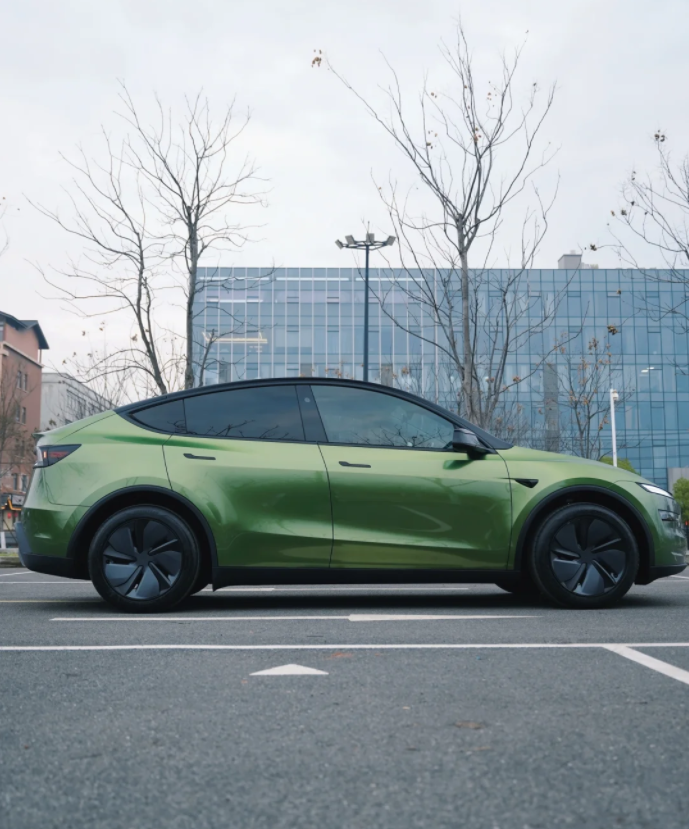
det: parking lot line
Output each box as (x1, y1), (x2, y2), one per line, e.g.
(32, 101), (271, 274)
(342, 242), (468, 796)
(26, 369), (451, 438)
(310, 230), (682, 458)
(3, 642), (689, 652)
(0, 570), (32, 577)
(0, 581), (91, 585)
(604, 644), (689, 686)
(50, 613), (539, 622)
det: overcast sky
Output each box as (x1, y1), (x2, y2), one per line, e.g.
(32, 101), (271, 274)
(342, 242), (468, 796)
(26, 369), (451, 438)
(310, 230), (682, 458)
(1, 0), (688, 368)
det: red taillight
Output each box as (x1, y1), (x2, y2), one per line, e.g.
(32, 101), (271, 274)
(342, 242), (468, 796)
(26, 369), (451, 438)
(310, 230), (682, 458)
(34, 444), (81, 468)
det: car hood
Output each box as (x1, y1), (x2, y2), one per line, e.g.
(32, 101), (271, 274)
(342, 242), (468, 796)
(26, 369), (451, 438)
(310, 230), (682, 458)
(498, 445), (646, 486)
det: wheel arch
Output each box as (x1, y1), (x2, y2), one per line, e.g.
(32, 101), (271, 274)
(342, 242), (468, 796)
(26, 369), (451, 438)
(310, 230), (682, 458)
(513, 485), (653, 583)
(68, 486), (217, 582)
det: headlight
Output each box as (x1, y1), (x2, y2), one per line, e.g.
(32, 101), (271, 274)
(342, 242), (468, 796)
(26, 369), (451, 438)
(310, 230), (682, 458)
(637, 482), (673, 498)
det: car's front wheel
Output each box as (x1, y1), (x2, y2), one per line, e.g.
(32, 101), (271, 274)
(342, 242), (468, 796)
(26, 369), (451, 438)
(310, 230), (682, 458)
(529, 503), (639, 609)
(89, 506), (201, 613)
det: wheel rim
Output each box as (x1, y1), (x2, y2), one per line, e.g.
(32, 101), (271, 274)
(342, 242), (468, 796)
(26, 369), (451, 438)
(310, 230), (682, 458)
(102, 518), (184, 601)
(549, 515), (628, 597)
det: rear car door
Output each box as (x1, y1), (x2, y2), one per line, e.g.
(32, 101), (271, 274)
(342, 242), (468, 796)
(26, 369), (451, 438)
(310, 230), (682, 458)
(310, 384), (512, 570)
(154, 384), (333, 568)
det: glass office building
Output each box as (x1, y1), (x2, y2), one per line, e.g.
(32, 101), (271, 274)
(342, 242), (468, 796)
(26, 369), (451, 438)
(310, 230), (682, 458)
(192, 264), (689, 489)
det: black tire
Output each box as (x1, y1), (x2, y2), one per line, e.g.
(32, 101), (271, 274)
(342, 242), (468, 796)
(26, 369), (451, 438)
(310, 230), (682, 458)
(89, 505), (201, 613)
(495, 576), (541, 597)
(190, 573), (210, 595)
(528, 503), (639, 609)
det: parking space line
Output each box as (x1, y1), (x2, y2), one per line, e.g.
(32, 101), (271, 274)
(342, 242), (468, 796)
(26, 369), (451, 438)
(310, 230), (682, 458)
(50, 613), (537, 622)
(0, 570), (32, 577)
(603, 644), (689, 686)
(3, 642), (689, 652)
(0, 581), (92, 585)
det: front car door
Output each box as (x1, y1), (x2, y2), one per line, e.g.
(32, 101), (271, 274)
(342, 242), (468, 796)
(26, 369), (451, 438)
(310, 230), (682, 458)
(159, 384), (333, 568)
(310, 384), (512, 570)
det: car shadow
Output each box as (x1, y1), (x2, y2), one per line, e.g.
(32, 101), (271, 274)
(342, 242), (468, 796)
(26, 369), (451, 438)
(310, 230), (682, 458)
(176, 586), (685, 613)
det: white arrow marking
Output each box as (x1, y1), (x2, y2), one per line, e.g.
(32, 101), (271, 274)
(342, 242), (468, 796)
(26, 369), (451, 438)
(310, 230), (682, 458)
(250, 663), (329, 676)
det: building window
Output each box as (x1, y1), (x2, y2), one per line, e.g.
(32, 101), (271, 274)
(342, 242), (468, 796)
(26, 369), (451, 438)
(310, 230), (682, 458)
(16, 369), (22, 388)
(21, 407), (26, 424)
(11, 473), (18, 491)
(21, 475), (28, 492)
(15, 404), (20, 422)
(23, 373), (28, 390)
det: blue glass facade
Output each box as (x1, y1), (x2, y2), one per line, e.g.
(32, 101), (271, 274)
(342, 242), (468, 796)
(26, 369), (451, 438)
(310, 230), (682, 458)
(192, 266), (689, 489)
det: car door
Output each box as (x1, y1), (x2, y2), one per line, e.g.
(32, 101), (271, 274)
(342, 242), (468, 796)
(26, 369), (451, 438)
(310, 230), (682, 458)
(159, 384), (333, 568)
(310, 384), (512, 570)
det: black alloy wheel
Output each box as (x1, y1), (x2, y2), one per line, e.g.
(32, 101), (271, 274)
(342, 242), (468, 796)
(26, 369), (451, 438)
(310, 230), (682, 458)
(89, 506), (201, 612)
(529, 503), (639, 609)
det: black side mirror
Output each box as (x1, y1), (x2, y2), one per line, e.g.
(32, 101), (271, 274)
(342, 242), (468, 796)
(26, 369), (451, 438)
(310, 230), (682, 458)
(452, 427), (491, 456)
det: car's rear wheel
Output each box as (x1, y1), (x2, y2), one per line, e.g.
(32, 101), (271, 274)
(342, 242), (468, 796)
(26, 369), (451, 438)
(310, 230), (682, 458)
(89, 506), (201, 613)
(529, 503), (639, 609)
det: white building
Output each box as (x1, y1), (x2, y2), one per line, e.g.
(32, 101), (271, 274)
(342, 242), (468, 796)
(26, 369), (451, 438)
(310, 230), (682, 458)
(40, 373), (111, 431)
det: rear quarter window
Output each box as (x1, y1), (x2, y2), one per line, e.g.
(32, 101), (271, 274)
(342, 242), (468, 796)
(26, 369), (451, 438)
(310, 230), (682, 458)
(130, 399), (186, 434)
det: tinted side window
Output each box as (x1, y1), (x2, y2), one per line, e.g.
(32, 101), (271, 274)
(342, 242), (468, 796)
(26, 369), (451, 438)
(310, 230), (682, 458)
(311, 385), (454, 449)
(131, 399), (186, 434)
(184, 385), (304, 441)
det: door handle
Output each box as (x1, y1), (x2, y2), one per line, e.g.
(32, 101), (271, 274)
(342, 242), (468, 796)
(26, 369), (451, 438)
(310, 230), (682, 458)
(184, 453), (216, 461)
(339, 461), (371, 468)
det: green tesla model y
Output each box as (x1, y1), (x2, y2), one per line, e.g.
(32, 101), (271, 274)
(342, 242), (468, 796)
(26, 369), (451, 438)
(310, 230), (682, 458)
(17, 378), (687, 611)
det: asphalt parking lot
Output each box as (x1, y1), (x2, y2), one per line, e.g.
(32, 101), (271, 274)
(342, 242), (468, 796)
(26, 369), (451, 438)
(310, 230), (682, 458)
(2, 570), (689, 829)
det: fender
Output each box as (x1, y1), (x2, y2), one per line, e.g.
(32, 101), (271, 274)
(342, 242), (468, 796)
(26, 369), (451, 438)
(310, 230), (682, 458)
(513, 484), (654, 572)
(67, 485), (219, 577)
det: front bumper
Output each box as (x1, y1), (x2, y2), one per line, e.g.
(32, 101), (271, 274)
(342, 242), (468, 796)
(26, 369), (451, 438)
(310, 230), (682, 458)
(637, 562), (687, 584)
(16, 522), (78, 579)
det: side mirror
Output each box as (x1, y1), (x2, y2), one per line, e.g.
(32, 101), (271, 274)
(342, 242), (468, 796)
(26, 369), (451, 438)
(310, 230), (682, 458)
(452, 427), (490, 456)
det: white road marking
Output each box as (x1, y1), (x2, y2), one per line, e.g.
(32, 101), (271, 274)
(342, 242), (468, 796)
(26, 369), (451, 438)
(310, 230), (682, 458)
(0, 581), (91, 585)
(3, 642), (689, 652)
(50, 613), (538, 622)
(250, 663), (328, 676)
(0, 599), (101, 603)
(0, 570), (32, 577)
(670, 575), (689, 581)
(604, 644), (689, 686)
(205, 587), (276, 592)
(348, 614), (537, 622)
(259, 586), (471, 592)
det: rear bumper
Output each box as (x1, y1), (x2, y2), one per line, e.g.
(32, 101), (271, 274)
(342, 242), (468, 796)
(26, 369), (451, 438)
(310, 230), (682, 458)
(16, 522), (78, 579)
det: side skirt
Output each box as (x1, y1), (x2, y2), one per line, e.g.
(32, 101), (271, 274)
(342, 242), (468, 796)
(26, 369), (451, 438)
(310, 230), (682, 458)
(213, 567), (514, 590)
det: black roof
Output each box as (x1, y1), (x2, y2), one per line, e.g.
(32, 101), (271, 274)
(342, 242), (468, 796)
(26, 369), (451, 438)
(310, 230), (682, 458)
(0, 311), (49, 350)
(117, 376), (512, 450)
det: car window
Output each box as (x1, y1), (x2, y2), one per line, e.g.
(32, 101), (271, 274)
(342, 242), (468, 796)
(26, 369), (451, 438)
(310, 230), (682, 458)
(184, 385), (304, 441)
(131, 399), (186, 434)
(311, 385), (454, 449)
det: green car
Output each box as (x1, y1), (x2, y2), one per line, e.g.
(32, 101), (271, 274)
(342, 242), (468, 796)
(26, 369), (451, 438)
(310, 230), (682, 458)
(17, 378), (686, 612)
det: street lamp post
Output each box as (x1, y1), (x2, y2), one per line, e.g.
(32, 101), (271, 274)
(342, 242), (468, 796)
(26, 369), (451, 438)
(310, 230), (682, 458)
(610, 388), (620, 467)
(336, 232), (395, 382)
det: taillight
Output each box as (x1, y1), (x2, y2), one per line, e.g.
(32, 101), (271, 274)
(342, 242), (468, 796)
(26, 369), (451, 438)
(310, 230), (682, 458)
(34, 444), (81, 468)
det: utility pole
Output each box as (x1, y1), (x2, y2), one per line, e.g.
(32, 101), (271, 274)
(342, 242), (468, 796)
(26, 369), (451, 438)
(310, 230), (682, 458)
(610, 388), (619, 466)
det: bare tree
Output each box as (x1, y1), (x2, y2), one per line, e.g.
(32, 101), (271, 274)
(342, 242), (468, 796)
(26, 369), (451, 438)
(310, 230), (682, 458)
(606, 131), (689, 325)
(328, 21), (568, 430)
(34, 85), (268, 396)
(0, 364), (37, 485)
(554, 337), (633, 460)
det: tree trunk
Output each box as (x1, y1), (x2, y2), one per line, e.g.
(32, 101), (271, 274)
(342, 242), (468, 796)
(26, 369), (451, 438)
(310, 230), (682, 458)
(185, 229), (198, 390)
(459, 246), (474, 422)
